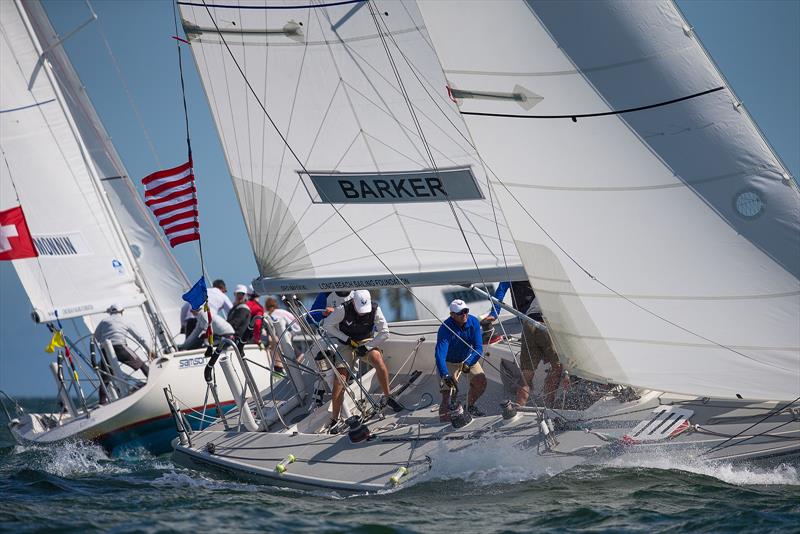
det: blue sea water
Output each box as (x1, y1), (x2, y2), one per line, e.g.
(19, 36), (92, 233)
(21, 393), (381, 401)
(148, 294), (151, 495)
(1, 399), (798, 533)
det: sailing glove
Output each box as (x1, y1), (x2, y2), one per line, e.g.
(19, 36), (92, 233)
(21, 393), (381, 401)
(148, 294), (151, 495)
(442, 375), (458, 390)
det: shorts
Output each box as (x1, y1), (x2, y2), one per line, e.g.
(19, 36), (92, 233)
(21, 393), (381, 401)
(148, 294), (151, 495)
(440, 360), (485, 392)
(519, 322), (559, 371)
(335, 345), (383, 371)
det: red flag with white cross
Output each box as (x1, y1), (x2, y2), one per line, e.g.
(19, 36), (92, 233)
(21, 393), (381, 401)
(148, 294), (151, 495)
(0, 206), (38, 260)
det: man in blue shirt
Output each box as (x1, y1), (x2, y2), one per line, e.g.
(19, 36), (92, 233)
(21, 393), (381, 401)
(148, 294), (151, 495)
(435, 299), (487, 422)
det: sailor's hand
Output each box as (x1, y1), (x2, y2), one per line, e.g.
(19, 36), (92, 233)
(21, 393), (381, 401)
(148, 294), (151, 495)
(461, 363), (471, 374)
(442, 375), (458, 390)
(355, 345), (369, 357)
(148, 350), (156, 360)
(323, 307), (334, 317)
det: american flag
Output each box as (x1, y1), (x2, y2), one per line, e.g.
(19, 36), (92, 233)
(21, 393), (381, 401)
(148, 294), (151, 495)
(142, 159), (200, 247)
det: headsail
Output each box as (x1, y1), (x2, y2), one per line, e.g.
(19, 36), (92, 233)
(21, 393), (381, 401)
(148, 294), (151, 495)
(0, 0), (146, 323)
(418, 0), (800, 400)
(178, 0), (523, 294)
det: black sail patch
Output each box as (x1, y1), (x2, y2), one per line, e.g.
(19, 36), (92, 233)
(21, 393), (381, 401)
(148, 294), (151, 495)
(303, 167), (483, 204)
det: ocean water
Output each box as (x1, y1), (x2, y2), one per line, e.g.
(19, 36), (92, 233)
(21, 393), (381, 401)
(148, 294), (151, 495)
(1, 401), (798, 533)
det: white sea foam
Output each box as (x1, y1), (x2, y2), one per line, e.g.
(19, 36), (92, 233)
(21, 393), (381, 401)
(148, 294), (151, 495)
(412, 436), (578, 488)
(18, 440), (129, 477)
(605, 453), (800, 486)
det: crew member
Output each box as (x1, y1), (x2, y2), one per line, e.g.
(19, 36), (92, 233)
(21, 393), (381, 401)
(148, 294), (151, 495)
(227, 284), (252, 341)
(323, 290), (402, 429)
(94, 304), (152, 380)
(435, 299), (487, 421)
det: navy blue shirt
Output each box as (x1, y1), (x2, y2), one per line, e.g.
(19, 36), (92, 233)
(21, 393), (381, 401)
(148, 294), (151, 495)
(434, 315), (483, 377)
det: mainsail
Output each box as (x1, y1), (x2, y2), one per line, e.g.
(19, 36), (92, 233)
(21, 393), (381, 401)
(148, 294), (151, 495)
(178, 0), (523, 294)
(24, 0), (190, 338)
(418, 0), (800, 400)
(0, 0), (145, 323)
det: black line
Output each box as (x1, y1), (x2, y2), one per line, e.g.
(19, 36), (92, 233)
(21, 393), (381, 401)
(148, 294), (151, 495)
(0, 98), (56, 114)
(177, 0), (364, 9)
(460, 86), (725, 120)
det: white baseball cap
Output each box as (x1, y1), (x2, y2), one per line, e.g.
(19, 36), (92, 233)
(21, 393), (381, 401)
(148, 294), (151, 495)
(107, 303), (123, 314)
(353, 289), (372, 314)
(234, 284), (248, 295)
(449, 299), (468, 314)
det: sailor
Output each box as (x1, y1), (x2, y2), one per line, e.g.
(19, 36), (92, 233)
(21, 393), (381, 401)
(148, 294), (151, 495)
(322, 289), (403, 427)
(227, 284), (252, 341)
(306, 290), (353, 325)
(515, 289), (563, 408)
(435, 299), (487, 421)
(179, 301), (196, 336)
(207, 279), (233, 318)
(93, 304), (152, 380)
(180, 307), (235, 350)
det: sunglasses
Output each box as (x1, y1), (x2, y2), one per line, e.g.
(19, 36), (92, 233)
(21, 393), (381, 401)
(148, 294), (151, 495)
(453, 308), (469, 316)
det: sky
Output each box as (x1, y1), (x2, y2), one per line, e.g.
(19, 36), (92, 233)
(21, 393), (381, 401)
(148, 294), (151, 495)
(0, 0), (798, 397)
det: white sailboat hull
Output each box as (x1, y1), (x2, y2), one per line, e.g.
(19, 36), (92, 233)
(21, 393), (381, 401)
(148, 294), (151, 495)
(8, 345), (271, 455)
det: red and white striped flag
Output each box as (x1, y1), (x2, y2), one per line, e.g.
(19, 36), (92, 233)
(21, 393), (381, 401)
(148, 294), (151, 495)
(142, 159), (200, 247)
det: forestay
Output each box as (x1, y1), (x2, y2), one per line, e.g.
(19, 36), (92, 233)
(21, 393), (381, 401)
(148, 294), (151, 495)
(418, 0), (800, 400)
(0, 0), (145, 323)
(24, 0), (190, 338)
(178, 0), (522, 294)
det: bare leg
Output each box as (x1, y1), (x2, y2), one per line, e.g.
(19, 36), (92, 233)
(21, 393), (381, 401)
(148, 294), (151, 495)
(330, 368), (348, 422)
(468, 373), (487, 407)
(367, 350), (391, 396)
(543, 362), (563, 407)
(515, 370), (535, 405)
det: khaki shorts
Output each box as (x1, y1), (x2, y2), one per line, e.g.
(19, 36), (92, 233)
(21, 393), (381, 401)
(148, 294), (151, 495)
(440, 360), (485, 392)
(335, 346), (382, 371)
(519, 322), (559, 371)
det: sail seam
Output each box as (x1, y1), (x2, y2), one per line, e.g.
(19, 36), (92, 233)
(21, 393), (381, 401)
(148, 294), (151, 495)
(533, 287), (800, 301)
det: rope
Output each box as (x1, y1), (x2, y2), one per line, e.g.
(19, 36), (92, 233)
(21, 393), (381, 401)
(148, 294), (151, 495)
(702, 395), (800, 455)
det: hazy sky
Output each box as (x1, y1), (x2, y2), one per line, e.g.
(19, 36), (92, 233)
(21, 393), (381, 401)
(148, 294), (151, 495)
(1, 0), (798, 397)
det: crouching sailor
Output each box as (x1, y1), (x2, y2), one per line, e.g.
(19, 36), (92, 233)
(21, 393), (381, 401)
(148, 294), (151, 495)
(435, 299), (487, 422)
(94, 304), (153, 402)
(323, 289), (404, 429)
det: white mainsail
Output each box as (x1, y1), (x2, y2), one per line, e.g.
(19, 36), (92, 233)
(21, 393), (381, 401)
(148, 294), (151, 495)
(24, 1), (190, 338)
(418, 0), (800, 400)
(178, 0), (523, 294)
(0, 0), (146, 323)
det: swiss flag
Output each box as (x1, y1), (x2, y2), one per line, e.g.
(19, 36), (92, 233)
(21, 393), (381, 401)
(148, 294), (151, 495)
(0, 206), (38, 260)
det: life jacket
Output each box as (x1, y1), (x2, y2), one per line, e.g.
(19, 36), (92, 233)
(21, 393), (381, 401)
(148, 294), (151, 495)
(338, 300), (377, 341)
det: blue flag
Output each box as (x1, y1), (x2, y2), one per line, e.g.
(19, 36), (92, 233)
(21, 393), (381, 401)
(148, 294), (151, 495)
(182, 276), (207, 310)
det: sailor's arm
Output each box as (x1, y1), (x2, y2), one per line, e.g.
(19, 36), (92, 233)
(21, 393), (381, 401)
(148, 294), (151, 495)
(368, 307), (390, 349)
(464, 317), (483, 366)
(322, 305), (348, 343)
(434, 327), (451, 377)
(126, 324), (151, 354)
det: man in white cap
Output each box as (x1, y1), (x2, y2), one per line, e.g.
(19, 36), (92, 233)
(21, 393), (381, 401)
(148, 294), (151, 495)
(435, 299), (487, 422)
(323, 289), (403, 428)
(227, 284), (252, 340)
(94, 304), (152, 380)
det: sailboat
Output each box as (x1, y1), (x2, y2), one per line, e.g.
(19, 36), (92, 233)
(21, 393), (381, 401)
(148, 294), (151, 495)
(166, 0), (799, 491)
(0, 0), (271, 455)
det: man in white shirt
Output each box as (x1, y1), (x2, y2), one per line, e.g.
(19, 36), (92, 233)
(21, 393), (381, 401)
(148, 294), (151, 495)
(207, 279), (233, 318)
(322, 290), (402, 428)
(94, 304), (152, 379)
